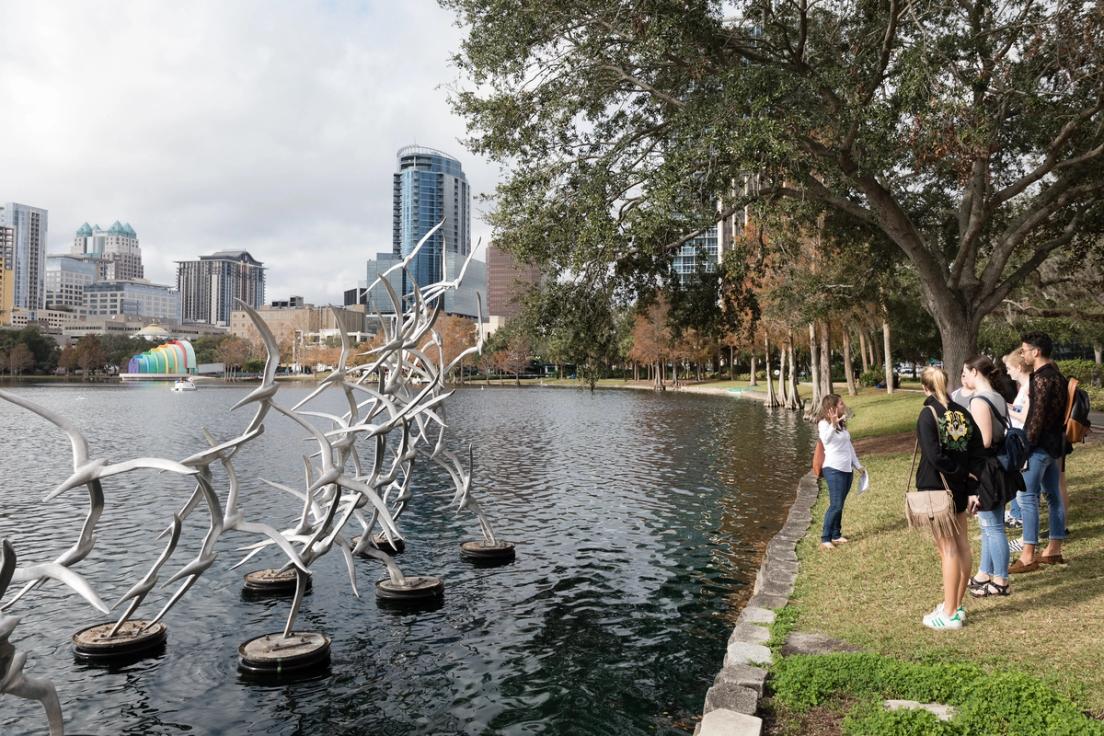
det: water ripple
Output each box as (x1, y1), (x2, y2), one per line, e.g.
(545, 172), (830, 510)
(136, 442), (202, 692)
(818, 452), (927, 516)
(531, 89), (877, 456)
(0, 384), (811, 735)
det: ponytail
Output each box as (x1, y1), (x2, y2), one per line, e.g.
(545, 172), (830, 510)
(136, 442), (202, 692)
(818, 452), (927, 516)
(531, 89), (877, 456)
(964, 354), (1017, 403)
(921, 366), (950, 406)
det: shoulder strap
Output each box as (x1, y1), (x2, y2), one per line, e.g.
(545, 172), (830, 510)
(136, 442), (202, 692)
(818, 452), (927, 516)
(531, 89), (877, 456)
(1065, 377), (1079, 424)
(914, 405), (954, 494)
(974, 395), (1009, 430)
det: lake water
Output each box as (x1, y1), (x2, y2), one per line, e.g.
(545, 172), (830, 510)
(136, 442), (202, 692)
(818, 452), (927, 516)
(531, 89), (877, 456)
(0, 383), (812, 736)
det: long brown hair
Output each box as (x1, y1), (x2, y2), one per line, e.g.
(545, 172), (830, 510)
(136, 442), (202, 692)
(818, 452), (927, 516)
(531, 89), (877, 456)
(964, 354), (1017, 403)
(814, 393), (845, 427)
(921, 366), (950, 406)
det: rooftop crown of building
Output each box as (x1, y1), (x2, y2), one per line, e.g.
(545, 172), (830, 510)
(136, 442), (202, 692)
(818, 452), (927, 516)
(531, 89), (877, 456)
(76, 221), (137, 238)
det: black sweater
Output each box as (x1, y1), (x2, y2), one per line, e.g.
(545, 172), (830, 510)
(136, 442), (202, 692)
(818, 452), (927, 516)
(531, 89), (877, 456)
(915, 396), (980, 492)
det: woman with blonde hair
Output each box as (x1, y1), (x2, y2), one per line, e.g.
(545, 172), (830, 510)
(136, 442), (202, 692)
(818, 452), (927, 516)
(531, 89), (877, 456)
(911, 366), (981, 629)
(1002, 350), (1031, 532)
(815, 394), (865, 550)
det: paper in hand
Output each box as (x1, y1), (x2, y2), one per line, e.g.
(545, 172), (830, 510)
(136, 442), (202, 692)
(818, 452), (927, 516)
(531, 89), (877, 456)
(859, 470), (871, 494)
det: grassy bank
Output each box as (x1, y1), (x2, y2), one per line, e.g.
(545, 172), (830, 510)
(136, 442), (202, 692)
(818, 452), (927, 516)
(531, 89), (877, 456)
(763, 389), (1104, 734)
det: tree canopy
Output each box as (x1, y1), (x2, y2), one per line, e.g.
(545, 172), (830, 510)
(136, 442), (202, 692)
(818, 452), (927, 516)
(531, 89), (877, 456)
(446, 0), (1104, 379)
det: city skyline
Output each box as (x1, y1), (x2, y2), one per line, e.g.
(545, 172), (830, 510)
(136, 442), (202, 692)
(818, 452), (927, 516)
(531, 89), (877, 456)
(0, 2), (497, 305)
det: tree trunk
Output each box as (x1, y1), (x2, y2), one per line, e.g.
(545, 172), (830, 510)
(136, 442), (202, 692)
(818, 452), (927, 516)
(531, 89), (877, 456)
(729, 345), (736, 380)
(858, 330), (870, 375)
(808, 323), (821, 410)
(749, 354), (758, 386)
(787, 342), (801, 411)
(1094, 343), (1102, 366)
(842, 329), (857, 396)
(868, 331), (877, 370)
(764, 335), (776, 407)
(776, 345), (787, 405)
(925, 296), (982, 391)
(882, 319), (895, 395)
(817, 321), (833, 399)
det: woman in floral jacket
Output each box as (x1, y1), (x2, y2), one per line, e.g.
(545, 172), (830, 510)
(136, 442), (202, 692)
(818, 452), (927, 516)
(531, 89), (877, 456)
(914, 366), (982, 630)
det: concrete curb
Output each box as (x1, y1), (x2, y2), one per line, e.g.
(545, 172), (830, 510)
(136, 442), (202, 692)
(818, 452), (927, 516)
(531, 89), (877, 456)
(695, 472), (820, 736)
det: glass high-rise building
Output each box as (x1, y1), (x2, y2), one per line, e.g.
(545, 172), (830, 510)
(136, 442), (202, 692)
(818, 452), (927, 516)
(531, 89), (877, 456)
(0, 202), (48, 311)
(672, 225), (721, 285)
(392, 145), (471, 292)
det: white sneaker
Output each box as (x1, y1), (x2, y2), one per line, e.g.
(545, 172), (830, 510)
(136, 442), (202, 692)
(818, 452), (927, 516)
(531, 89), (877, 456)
(923, 608), (964, 630)
(936, 602), (967, 623)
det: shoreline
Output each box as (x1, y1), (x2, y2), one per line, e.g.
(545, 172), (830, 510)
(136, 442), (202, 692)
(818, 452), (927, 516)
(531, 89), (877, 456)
(693, 473), (819, 736)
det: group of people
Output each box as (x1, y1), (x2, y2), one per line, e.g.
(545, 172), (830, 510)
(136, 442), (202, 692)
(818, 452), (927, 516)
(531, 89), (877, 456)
(815, 331), (1075, 631)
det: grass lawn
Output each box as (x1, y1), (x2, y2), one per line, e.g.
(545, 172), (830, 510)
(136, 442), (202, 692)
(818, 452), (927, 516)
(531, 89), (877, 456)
(791, 441), (1104, 711)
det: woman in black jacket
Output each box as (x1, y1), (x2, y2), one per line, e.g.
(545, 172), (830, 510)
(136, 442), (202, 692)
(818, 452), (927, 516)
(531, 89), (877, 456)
(914, 367), (982, 630)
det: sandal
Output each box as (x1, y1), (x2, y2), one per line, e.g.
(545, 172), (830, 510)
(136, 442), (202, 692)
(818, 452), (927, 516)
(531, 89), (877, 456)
(970, 581), (1010, 597)
(967, 575), (990, 591)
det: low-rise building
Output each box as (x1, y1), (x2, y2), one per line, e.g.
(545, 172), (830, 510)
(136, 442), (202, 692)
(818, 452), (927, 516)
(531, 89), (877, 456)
(229, 300), (369, 351)
(9, 308), (83, 331)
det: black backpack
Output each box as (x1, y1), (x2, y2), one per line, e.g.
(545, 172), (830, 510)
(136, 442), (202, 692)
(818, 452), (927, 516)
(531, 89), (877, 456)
(975, 395), (1028, 472)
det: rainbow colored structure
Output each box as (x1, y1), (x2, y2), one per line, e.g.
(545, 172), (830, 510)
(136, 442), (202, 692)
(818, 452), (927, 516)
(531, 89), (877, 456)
(126, 339), (197, 375)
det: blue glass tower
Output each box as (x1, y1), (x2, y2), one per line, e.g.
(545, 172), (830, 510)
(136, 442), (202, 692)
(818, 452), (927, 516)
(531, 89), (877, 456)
(392, 146), (471, 292)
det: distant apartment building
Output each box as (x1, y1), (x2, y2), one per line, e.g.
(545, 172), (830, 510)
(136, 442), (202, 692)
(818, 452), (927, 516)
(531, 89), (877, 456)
(72, 221), (144, 280)
(176, 250), (265, 326)
(671, 225), (722, 285)
(45, 255), (98, 310)
(0, 202), (48, 312)
(83, 280), (181, 323)
(0, 225), (13, 325)
(228, 299), (368, 349)
(392, 146), (471, 292)
(486, 244), (541, 325)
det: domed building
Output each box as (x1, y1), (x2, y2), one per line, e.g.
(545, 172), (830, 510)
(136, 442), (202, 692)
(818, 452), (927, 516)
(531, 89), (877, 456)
(134, 323), (173, 342)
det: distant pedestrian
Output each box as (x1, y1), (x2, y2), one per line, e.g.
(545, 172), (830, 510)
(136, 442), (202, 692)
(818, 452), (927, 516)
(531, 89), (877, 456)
(960, 356), (1022, 597)
(815, 394), (866, 551)
(912, 367), (979, 630)
(1009, 332), (1068, 573)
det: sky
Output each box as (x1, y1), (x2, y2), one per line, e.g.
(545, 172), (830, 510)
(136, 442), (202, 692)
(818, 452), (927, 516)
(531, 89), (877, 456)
(0, 1), (497, 305)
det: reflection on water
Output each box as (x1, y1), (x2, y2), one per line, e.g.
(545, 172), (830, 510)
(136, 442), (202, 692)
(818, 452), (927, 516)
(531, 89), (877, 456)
(0, 384), (811, 735)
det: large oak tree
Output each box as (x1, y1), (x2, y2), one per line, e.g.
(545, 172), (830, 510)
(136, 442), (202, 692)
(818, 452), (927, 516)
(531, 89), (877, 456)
(446, 0), (1104, 379)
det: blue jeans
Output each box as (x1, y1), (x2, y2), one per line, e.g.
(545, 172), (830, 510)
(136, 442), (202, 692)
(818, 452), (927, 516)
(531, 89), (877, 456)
(1008, 496), (1022, 522)
(1018, 449), (1065, 546)
(821, 468), (853, 542)
(977, 509), (1009, 578)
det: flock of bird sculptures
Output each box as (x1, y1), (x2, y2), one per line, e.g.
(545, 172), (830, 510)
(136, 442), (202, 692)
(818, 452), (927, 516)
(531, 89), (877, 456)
(0, 222), (507, 735)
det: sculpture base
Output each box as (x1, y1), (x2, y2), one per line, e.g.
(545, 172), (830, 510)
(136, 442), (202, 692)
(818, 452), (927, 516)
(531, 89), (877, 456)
(73, 621), (167, 663)
(238, 631), (331, 679)
(459, 540), (516, 565)
(242, 568), (311, 597)
(375, 575), (443, 605)
(354, 533), (405, 556)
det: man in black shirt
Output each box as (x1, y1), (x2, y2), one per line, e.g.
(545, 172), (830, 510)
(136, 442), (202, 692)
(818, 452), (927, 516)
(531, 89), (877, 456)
(1009, 332), (1068, 573)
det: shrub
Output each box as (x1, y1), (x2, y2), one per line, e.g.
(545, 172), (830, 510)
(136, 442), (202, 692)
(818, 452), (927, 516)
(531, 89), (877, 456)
(1057, 359), (1103, 387)
(858, 370), (881, 387)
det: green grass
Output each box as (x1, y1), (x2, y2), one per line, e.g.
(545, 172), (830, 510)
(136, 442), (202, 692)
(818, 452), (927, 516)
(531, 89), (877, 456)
(838, 389), (926, 439)
(790, 442), (1104, 711)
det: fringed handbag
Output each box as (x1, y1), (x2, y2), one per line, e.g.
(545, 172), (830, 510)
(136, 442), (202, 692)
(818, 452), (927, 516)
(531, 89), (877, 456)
(904, 407), (959, 538)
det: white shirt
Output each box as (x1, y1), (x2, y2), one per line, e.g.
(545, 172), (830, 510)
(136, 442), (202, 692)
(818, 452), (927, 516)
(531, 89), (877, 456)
(1009, 383), (1029, 429)
(818, 420), (863, 473)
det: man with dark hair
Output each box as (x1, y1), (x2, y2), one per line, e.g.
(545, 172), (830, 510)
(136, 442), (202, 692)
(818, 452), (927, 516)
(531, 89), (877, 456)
(1009, 332), (1068, 573)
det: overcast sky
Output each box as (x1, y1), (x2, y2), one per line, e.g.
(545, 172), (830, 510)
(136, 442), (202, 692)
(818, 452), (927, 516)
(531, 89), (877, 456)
(0, 1), (496, 304)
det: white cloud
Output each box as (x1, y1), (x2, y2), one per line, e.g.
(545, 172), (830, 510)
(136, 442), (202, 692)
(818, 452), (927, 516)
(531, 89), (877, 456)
(0, 0), (496, 304)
